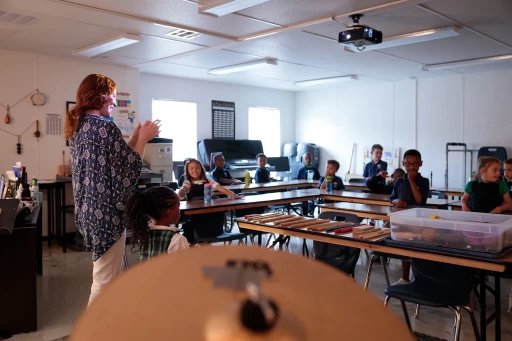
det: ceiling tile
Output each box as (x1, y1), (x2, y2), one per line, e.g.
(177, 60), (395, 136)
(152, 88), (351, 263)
(378, 29), (512, 65)
(237, 0), (394, 26)
(66, 0), (274, 38)
(160, 49), (260, 68)
(108, 35), (204, 60)
(424, 0), (512, 47)
(139, 61), (297, 91)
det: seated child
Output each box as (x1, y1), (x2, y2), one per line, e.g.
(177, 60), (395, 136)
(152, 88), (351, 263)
(390, 149), (430, 285)
(126, 187), (188, 261)
(177, 159), (241, 243)
(178, 157), (195, 187)
(462, 156), (512, 213)
(318, 160), (345, 190)
(297, 152), (321, 180)
(364, 144), (388, 184)
(254, 153), (271, 184)
(366, 168), (405, 195)
(211, 154), (242, 185)
(504, 158), (512, 194)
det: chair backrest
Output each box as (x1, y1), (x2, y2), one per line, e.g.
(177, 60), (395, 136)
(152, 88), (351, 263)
(429, 190), (448, 199)
(477, 147), (508, 163)
(168, 182), (178, 191)
(412, 259), (475, 290)
(318, 212), (360, 224)
(314, 212), (361, 276)
(175, 164), (185, 182)
(178, 174), (186, 187)
(349, 178), (366, 183)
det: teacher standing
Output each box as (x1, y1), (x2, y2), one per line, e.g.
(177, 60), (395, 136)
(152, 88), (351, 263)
(64, 74), (160, 305)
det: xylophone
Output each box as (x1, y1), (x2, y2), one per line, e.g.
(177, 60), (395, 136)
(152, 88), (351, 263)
(240, 213), (391, 240)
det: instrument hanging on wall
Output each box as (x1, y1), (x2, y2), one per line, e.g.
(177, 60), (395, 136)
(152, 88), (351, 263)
(1, 89), (45, 124)
(34, 120), (40, 141)
(0, 121), (38, 155)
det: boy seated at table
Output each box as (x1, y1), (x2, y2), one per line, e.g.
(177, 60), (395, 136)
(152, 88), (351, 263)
(389, 149), (430, 285)
(210, 154), (242, 185)
(255, 153), (272, 184)
(366, 168), (405, 195)
(297, 152), (321, 180)
(318, 160), (345, 190)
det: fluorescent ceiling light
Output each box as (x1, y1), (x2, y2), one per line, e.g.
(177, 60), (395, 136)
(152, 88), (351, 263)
(294, 75), (358, 87)
(198, 0), (271, 17)
(74, 33), (141, 57)
(344, 26), (460, 53)
(422, 55), (512, 71)
(208, 59), (278, 75)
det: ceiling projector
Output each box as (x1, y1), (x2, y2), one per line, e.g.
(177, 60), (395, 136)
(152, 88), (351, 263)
(339, 14), (382, 49)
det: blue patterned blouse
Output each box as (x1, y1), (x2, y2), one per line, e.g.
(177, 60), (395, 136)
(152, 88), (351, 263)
(69, 115), (142, 261)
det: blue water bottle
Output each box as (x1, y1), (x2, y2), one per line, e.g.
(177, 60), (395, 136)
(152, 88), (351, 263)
(307, 169), (314, 182)
(326, 176), (333, 192)
(204, 183), (212, 203)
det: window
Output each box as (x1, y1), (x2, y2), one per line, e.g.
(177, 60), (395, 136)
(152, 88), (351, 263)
(152, 99), (197, 162)
(248, 107), (281, 157)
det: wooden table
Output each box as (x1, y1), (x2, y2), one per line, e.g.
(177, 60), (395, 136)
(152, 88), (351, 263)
(343, 182), (369, 192)
(321, 190), (452, 208)
(181, 189), (453, 215)
(319, 202), (405, 220)
(180, 190), (321, 215)
(236, 218), (512, 341)
(432, 187), (464, 199)
(222, 179), (318, 193)
(71, 246), (414, 341)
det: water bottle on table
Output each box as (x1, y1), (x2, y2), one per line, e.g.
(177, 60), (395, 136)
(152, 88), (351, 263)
(326, 176), (333, 192)
(204, 184), (212, 203)
(307, 169), (314, 182)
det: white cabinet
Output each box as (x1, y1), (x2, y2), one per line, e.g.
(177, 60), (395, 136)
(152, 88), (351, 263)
(143, 142), (173, 181)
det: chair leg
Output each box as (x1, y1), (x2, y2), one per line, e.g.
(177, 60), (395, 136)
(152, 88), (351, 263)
(123, 252), (129, 270)
(400, 300), (412, 332)
(448, 306), (462, 341)
(461, 306), (480, 341)
(414, 304), (420, 319)
(364, 250), (371, 260)
(363, 255), (377, 290)
(384, 296), (391, 307)
(381, 257), (391, 287)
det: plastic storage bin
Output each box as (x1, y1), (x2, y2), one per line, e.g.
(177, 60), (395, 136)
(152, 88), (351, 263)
(388, 208), (512, 253)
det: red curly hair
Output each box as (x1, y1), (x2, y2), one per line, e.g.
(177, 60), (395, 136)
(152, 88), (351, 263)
(64, 74), (116, 139)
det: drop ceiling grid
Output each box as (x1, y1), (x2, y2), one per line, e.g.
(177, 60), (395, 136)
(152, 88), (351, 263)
(236, 0), (395, 27)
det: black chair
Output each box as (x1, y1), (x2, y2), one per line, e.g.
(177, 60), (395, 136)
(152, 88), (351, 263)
(184, 197), (246, 245)
(477, 146), (507, 162)
(178, 174), (186, 187)
(313, 212), (361, 277)
(168, 182), (178, 191)
(384, 259), (480, 341)
(348, 178), (366, 183)
(429, 190), (448, 199)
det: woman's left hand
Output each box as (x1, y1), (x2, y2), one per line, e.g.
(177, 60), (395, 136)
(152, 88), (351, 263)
(233, 195), (243, 199)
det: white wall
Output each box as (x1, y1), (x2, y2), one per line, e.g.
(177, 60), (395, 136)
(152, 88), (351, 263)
(296, 68), (512, 190)
(139, 73), (296, 157)
(0, 49), (139, 235)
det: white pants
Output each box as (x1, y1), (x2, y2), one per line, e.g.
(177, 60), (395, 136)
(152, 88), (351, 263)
(88, 231), (126, 306)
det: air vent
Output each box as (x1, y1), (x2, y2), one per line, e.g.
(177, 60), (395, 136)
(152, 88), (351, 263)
(0, 8), (41, 29)
(166, 28), (201, 39)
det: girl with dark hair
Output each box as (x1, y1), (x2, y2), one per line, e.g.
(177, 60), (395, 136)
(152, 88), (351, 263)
(126, 187), (188, 261)
(66, 74), (161, 305)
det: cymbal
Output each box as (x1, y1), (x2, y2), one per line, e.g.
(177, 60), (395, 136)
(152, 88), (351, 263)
(71, 246), (413, 341)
